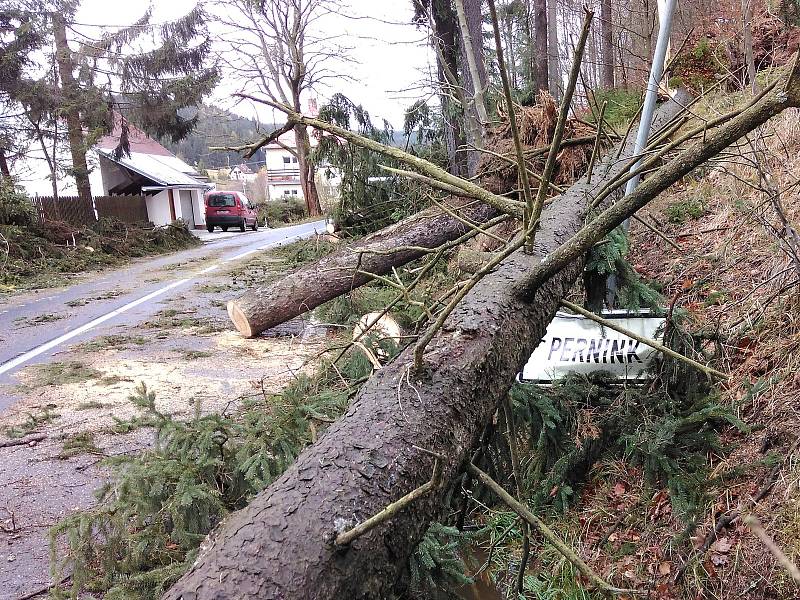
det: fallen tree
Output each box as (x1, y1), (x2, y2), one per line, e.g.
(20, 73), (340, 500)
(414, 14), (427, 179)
(164, 89), (707, 598)
(227, 199), (502, 337)
(166, 54), (800, 599)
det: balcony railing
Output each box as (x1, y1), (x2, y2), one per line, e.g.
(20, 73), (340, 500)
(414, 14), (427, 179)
(267, 168), (301, 183)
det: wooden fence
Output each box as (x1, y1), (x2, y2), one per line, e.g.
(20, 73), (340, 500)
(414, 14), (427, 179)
(95, 195), (149, 223)
(31, 195), (149, 226)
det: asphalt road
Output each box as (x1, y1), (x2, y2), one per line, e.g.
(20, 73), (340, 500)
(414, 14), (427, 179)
(0, 220), (325, 391)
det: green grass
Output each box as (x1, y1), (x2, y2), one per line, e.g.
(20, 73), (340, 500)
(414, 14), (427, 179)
(178, 349), (212, 360)
(75, 400), (105, 411)
(665, 199), (705, 224)
(4, 405), (59, 439)
(76, 334), (149, 352)
(21, 361), (103, 389)
(59, 432), (104, 459)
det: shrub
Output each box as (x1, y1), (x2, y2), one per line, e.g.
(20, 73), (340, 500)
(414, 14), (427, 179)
(0, 178), (35, 226)
(665, 199), (705, 224)
(260, 197), (306, 225)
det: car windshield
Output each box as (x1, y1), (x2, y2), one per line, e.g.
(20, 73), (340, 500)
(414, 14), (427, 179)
(208, 194), (236, 207)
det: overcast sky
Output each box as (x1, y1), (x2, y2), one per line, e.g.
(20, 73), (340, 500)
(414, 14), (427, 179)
(73, 0), (434, 129)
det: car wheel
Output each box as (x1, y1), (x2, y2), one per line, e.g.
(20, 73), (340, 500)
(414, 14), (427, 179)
(221, 226), (228, 232)
(206, 224), (214, 233)
(239, 219), (246, 232)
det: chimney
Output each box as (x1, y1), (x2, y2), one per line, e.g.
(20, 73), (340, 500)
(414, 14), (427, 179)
(307, 97), (318, 117)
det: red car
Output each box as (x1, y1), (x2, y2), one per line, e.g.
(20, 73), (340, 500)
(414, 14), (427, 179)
(204, 191), (259, 232)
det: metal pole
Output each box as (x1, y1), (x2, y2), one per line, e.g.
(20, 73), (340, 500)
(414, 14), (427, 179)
(623, 0), (678, 205)
(606, 0), (678, 306)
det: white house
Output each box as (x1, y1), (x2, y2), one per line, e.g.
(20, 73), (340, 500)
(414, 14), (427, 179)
(12, 119), (210, 228)
(230, 163), (257, 182)
(264, 128), (312, 201)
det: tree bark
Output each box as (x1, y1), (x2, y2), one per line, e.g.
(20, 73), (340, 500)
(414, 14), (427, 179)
(547, 0), (560, 98)
(742, 0), (758, 94)
(534, 0), (549, 92)
(52, 14), (92, 204)
(431, 0), (469, 177)
(0, 148), (9, 179)
(166, 95), (690, 600)
(600, 0), (615, 88)
(455, 0), (488, 174)
(294, 123), (322, 216)
(228, 200), (499, 337)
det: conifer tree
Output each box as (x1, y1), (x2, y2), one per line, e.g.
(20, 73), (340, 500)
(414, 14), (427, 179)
(1, 0), (218, 201)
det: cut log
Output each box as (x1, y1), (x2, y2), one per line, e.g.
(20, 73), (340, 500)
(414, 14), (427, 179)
(227, 200), (499, 337)
(166, 93), (692, 599)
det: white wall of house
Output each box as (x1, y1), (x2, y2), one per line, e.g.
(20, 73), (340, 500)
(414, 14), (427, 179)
(268, 183), (304, 200)
(145, 190), (173, 225)
(265, 147), (299, 172)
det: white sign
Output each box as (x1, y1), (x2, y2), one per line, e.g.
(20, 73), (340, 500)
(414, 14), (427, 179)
(520, 310), (665, 383)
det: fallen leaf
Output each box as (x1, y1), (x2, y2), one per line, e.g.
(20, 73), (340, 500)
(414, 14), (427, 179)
(658, 561), (672, 576)
(613, 482), (627, 496)
(712, 537), (732, 553)
(710, 552), (728, 566)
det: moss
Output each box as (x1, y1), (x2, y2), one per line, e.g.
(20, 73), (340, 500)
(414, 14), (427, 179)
(589, 88), (643, 130)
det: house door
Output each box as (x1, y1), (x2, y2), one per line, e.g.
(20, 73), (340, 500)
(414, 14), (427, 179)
(179, 190), (195, 227)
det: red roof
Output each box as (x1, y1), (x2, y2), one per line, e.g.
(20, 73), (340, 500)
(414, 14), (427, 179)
(96, 116), (174, 157)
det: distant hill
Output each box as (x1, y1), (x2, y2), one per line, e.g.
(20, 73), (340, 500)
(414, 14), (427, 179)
(160, 104), (427, 171)
(161, 105), (275, 172)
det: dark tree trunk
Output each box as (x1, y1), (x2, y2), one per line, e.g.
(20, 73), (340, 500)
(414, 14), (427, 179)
(601, 0), (615, 88)
(165, 95), (690, 600)
(0, 148), (9, 178)
(534, 0), (549, 92)
(52, 14), (92, 204)
(228, 200), (499, 337)
(432, 0), (469, 177)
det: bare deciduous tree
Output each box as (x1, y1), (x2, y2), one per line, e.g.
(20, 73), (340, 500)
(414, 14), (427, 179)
(213, 0), (350, 216)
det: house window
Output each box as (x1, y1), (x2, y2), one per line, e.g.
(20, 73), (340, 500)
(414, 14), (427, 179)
(283, 156), (291, 164)
(283, 189), (291, 195)
(291, 190), (298, 195)
(292, 157), (299, 163)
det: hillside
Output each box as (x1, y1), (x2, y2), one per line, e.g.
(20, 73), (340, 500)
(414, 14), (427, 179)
(160, 105), (274, 171)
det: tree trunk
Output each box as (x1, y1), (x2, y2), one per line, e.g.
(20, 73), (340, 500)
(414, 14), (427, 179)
(294, 124), (322, 216)
(228, 200), (499, 337)
(0, 148), (9, 179)
(742, 0), (758, 93)
(547, 0), (560, 98)
(166, 95), (690, 600)
(455, 0), (489, 174)
(534, 0), (549, 92)
(432, 0), (469, 177)
(52, 14), (92, 205)
(601, 0), (615, 88)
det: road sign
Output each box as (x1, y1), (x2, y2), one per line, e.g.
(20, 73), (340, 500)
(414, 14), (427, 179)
(520, 309), (664, 383)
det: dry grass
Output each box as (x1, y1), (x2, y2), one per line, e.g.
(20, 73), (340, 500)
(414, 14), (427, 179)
(616, 99), (800, 598)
